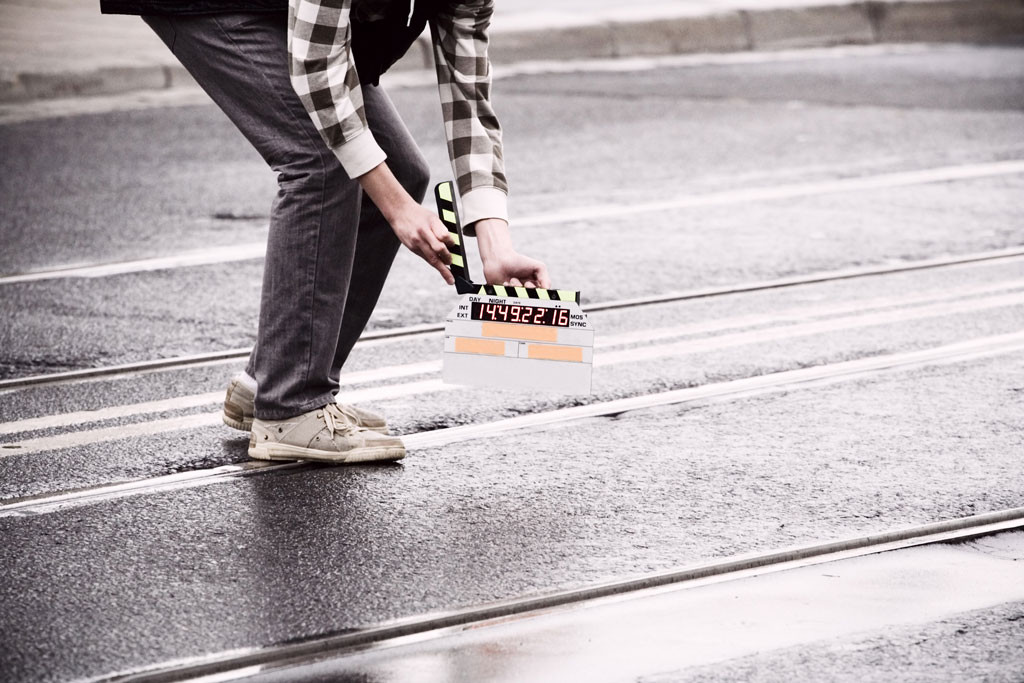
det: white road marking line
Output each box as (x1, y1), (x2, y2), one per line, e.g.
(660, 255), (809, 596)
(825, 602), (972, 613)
(1, 412), (226, 457)
(595, 291), (1024, 367)
(1, 381), (452, 457)
(3, 248), (1022, 393)
(4, 331), (1023, 517)
(514, 161), (1024, 228)
(0, 370), (444, 436)
(595, 278), (1024, 348)
(2, 290), (1021, 456)
(2, 160), (1022, 285)
(0, 87), (217, 126)
(379, 44), (944, 87)
(71, 509), (1024, 681)
(4, 279), (1022, 437)
(0, 44), (943, 126)
(0, 391), (223, 436)
(405, 331), (1024, 451)
(0, 243), (267, 285)
(586, 248), (1024, 316)
(0, 461), (292, 515)
(287, 524), (1024, 680)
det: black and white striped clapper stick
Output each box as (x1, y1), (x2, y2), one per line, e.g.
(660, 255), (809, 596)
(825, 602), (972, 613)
(433, 181), (581, 304)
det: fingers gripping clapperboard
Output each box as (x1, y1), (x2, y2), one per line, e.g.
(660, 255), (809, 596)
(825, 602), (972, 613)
(434, 181), (594, 394)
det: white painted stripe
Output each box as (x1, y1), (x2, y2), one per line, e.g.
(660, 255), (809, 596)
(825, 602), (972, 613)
(5, 412), (224, 456)
(0, 391), (224, 436)
(0, 381), (454, 456)
(0, 243), (266, 285)
(0, 371), (444, 437)
(6, 332), (1022, 517)
(0, 45), (939, 127)
(595, 291), (1024, 367)
(341, 360), (441, 385)
(514, 161), (1024, 228)
(4, 279), (1020, 437)
(381, 44), (941, 87)
(589, 248), (1024, 314)
(595, 278), (1024, 349)
(3, 161), (1021, 284)
(344, 379), (452, 404)
(2, 290), (1021, 456)
(330, 527), (1024, 680)
(3, 248), (1021, 393)
(0, 461), (292, 516)
(405, 331), (1024, 450)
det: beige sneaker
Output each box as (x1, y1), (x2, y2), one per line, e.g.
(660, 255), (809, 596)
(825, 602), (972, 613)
(222, 375), (256, 431)
(248, 403), (406, 463)
(222, 374), (389, 434)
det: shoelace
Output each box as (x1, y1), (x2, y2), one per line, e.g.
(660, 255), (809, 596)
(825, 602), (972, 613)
(322, 403), (358, 436)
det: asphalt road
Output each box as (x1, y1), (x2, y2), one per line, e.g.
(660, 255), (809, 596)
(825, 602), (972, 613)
(1, 43), (1023, 682)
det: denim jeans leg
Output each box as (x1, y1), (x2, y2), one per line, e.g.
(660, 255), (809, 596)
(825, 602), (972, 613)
(329, 85), (431, 381)
(143, 11), (359, 419)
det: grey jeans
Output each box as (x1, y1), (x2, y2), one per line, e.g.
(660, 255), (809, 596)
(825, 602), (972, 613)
(144, 11), (430, 420)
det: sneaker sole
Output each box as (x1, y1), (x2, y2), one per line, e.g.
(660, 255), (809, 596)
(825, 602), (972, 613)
(222, 411), (252, 432)
(248, 442), (405, 463)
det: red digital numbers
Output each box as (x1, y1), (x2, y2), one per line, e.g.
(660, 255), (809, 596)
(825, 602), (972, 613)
(472, 302), (571, 326)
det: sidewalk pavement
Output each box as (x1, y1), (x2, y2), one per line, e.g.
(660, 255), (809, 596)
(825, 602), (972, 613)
(0, 0), (1021, 104)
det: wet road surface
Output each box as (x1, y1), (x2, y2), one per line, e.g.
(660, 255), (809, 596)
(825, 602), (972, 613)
(1, 43), (1023, 682)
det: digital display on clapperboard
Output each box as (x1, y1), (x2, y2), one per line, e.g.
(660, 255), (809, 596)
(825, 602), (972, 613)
(470, 302), (571, 327)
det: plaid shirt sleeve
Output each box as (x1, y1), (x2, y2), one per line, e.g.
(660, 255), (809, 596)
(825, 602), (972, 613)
(288, 0), (385, 178)
(289, 0), (508, 228)
(431, 0), (509, 229)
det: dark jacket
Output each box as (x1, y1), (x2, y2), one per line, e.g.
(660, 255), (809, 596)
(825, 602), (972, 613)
(100, 0), (284, 15)
(100, 0), (445, 85)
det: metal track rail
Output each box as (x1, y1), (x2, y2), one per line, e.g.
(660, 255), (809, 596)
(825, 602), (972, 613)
(97, 507), (1024, 682)
(5, 330), (1023, 518)
(2, 246), (1022, 392)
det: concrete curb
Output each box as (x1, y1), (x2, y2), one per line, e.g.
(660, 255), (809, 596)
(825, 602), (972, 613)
(1, 0), (1021, 104)
(0, 64), (198, 104)
(485, 0), (1023, 62)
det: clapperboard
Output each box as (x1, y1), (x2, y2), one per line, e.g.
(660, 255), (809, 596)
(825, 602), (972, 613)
(434, 181), (594, 394)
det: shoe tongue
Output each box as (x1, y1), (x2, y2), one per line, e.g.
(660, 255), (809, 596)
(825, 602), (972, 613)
(324, 404), (357, 433)
(336, 404), (359, 420)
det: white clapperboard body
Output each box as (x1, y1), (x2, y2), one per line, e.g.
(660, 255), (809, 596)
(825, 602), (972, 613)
(434, 182), (594, 394)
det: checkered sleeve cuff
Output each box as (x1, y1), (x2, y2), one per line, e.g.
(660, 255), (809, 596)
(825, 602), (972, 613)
(331, 126), (387, 179)
(460, 186), (508, 234)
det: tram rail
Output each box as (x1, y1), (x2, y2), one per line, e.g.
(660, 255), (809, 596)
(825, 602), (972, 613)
(4, 329), (1023, 517)
(2, 245), (1022, 392)
(2, 274), (1022, 439)
(95, 506), (1024, 682)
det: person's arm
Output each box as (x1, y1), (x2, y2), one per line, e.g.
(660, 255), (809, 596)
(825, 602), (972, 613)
(359, 163), (455, 285)
(289, 0), (454, 283)
(431, 0), (550, 289)
(288, 0), (384, 177)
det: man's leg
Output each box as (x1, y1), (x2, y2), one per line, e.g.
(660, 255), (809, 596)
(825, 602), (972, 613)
(144, 12), (358, 420)
(330, 85), (431, 378)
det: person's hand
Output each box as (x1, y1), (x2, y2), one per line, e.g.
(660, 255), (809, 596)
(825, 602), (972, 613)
(475, 218), (551, 289)
(358, 163), (454, 285)
(482, 250), (550, 289)
(386, 201), (455, 286)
